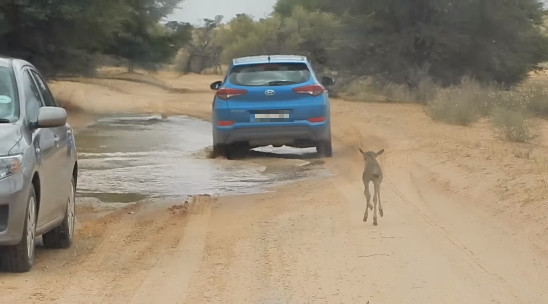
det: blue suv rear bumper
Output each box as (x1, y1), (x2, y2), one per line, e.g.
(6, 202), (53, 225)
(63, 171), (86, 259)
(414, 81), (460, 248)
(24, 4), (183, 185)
(213, 120), (330, 148)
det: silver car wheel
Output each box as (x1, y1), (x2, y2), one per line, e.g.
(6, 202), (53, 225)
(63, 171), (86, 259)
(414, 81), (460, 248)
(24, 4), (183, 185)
(67, 180), (75, 239)
(27, 196), (36, 260)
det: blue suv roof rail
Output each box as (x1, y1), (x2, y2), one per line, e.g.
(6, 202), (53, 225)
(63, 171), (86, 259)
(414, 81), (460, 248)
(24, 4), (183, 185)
(232, 55), (308, 65)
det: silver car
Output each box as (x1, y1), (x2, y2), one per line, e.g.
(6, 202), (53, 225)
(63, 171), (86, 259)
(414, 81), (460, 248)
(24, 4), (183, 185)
(0, 57), (78, 272)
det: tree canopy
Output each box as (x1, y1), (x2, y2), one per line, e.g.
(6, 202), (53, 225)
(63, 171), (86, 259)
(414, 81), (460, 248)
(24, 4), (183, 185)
(211, 0), (548, 86)
(0, 0), (192, 76)
(1, 0), (546, 86)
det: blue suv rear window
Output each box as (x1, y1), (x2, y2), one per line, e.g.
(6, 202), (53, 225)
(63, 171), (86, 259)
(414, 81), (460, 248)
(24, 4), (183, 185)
(228, 63), (311, 86)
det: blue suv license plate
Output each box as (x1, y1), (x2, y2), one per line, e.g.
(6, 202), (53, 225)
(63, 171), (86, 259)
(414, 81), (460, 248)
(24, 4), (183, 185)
(252, 110), (292, 122)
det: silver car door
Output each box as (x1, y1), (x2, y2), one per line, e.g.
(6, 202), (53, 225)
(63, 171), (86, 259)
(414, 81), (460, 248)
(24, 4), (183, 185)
(21, 68), (59, 226)
(29, 69), (72, 219)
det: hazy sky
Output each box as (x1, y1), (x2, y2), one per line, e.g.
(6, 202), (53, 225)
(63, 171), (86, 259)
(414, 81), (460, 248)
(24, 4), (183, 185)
(168, 0), (548, 25)
(168, 0), (278, 25)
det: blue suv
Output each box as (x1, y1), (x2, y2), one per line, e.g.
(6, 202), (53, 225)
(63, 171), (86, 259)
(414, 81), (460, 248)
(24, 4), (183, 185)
(210, 55), (334, 159)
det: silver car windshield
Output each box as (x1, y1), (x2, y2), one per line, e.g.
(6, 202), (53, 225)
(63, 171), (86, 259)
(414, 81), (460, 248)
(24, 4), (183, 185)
(0, 66), (19, 122)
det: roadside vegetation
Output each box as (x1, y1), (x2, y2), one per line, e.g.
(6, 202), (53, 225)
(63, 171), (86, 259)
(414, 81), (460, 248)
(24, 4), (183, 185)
(2, 0), (548, 142)
(175, 0), (548, 143)
(0, 0), (193, 76)
(427, 77), (547, 142)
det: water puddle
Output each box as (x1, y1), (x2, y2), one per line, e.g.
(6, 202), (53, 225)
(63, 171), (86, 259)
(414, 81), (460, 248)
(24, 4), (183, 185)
(75, 114), (331, 203)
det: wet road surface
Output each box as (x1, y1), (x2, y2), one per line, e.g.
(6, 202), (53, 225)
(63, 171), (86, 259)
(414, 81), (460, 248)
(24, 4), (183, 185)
(75, 114), (331, 203)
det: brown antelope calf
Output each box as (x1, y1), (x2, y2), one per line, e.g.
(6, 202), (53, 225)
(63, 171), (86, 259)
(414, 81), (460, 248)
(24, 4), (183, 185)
(359, 148), (384, 225)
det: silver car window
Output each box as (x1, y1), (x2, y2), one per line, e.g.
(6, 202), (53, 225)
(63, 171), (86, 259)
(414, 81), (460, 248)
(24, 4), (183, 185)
(21, 69), (44, 124)
(31, 71), (56, 107)
(0, 66), (19, 122)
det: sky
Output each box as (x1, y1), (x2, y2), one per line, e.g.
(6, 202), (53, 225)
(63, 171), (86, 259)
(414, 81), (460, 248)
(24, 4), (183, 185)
(168, 0), (278, 25)
(167, 0), (548, 25)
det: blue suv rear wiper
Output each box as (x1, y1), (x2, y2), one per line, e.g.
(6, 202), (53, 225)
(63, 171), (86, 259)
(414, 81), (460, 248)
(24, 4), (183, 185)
(0, 118), (11, 123)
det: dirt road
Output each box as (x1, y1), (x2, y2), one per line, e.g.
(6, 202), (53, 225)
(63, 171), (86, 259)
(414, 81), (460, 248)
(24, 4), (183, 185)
(1, 71), (547, 303)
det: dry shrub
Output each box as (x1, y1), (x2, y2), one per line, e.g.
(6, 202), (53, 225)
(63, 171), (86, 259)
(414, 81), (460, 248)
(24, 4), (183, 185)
(427, 76), (489, 126)
(337, 76), (388, 102)
(339, 76), (438, 103)
(414, 76), (439, 104)
(516, 83), (548, 118)
(383, 83), (416, 103)
(491, 107), (538, 143)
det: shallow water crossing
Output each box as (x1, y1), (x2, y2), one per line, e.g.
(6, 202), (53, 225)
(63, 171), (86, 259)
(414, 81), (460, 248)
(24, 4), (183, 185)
(75, 114), (331, 203)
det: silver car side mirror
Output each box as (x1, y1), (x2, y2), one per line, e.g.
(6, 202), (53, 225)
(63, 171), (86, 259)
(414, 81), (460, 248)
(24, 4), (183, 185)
(37, 107), (67, 128)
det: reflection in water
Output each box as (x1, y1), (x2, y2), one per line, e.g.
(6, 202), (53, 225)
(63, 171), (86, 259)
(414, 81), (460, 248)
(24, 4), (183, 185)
(75, 115), (331, 203)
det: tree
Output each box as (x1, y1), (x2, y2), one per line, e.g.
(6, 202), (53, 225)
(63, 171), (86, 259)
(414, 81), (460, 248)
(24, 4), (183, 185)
(280, 6), (340, 66)
(274, 0), (364, 17)
(460, 0), (548, 85)
(353, 0), (548, 86)
(274, 0), (548, 86)
(165, 21), (194, 47)
(215, 14), (283, 63)
(183, 15), (224, 73)
(0, 0), (130, 75)
(274, 0), (323, 17)
(105, 0), (190, 73)
(0, 0), (190, 76)
(214, 7), (339, 70)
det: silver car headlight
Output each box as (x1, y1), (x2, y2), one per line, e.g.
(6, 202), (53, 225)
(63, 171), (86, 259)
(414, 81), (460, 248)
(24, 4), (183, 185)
(0, 155), (22, 180)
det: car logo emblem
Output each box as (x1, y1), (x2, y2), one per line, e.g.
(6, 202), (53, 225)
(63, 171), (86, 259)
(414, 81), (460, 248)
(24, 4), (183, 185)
(265, 89), (275, 96)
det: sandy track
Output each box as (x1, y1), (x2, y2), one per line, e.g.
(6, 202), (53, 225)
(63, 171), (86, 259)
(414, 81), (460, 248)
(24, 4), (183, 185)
(1, 72), (547, 303)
